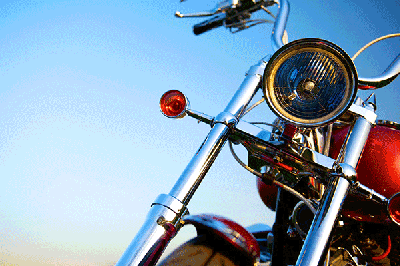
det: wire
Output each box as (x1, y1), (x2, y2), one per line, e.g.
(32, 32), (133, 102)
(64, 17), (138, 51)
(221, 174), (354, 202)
(242, 97), (265, 116)
(228, 141), (317, 214)
(372, 235), (392, 261)
(352, 33), (400, 61)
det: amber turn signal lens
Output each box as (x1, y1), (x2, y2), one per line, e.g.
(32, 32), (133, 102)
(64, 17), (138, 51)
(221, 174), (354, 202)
(388, 192), (400, 225)
(160, 90), (188, 118)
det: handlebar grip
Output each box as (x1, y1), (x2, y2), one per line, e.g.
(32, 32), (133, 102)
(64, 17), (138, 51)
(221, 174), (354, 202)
(193, 13), (226, 35)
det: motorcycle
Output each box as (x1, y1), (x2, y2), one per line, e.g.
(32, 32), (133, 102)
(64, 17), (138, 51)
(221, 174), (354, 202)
(116, 0), (400, 265)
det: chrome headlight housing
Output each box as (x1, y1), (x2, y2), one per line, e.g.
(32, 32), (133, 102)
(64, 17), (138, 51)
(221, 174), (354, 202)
(263, 39), (357, 127)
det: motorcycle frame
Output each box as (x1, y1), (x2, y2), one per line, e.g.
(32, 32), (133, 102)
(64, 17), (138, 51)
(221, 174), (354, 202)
(116, 1), (400, 265)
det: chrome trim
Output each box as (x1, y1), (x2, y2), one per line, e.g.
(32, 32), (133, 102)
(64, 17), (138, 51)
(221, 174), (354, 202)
(224, 60), (267, 118)
(169, 60), (267, 205)
(296, 175), (351, 266)
(235, 120), (272, 142)
(116, 199), (186, 266)
(152, 194), (188, 215)
(336, 113), (375, 168)
(169, 122), (230, 204)
(297, 107), (375, 266)
(186, 109), (214, 125)
(348, 103), (377, 125)
(271, 0), (290, 51)
(214, 111), (238, 127)
(353, 182), (388, 204)
(358, 53), (400, 88)
(117, 60), (264, 266)
(233, 120), (336, 170)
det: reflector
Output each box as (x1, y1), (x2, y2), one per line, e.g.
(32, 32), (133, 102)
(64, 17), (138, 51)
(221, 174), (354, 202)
(263, 39), (357, 127)
(388, 192), (400, 225)
(160, 90), (188, 118)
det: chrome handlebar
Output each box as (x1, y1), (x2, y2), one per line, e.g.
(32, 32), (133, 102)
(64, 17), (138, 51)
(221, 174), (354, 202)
(358, 54), (400, 88)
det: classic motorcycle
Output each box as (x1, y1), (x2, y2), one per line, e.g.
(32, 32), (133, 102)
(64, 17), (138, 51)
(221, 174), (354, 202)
(116, 0), (400, 265)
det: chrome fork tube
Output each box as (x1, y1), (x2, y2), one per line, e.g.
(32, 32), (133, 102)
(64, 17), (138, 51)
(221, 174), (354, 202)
(116, 59), (266, 266)
(170, 59), (267, 205)
(296, 108), (375, 266)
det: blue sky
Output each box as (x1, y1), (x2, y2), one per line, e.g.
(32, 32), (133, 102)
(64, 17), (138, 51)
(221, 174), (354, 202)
(0, 0), (399, 265)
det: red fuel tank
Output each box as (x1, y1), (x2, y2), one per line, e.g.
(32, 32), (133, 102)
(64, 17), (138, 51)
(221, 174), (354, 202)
(330, 123), (400, 223)
(330, 124), (400, 199)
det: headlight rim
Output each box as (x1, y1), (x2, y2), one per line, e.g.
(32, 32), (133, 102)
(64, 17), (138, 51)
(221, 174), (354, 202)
(263, 38), (358, 128)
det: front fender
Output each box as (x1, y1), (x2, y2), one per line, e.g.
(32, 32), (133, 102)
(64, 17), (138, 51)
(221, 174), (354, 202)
(182, 214), (260, 261)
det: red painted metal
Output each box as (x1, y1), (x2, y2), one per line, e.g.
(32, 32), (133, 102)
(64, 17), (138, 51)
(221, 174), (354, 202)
(257, 177), (278, 211)
(256, 124), (400, 223)
(330, 125), (400, 199)
(182, 214), (260, 260)
(330, 124), (400, 223)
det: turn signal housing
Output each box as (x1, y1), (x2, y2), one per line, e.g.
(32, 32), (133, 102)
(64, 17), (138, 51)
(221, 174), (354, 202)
(160, 90), (189, 118)
(263, 38), (357, 127)
(388, 192), (400, 226)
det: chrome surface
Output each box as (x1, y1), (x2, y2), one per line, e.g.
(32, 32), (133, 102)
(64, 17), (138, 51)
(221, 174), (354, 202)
(152, 193), (188, 215)
(264, 39), (358, 127)
(116, 197), (186, 266)
(336, 111), (375, 167)
(169, 60), (266, 205)
(233, 120), (336, 170)
(348, 103), (377, 124)
(169, 122), (230, 205)
(235, 120), (272, 142)
(117, 60), (263, 266)
(297, 106), (375, 266)
(186, 109), (214, 125)
(271, 0), (289, 51)
(296, 175), (350, 266)
(353, 181), (388, 204)
(224, 60), (267, 118)
(358, 53), (400, 88)
(213, 111), (238, 127)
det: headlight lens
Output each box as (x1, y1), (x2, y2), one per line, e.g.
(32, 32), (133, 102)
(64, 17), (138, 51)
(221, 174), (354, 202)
(263, 39), (357, 127)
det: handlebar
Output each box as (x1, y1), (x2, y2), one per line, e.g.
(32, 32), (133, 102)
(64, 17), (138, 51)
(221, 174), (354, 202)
(358, 53), (400, 88)
(193, 13), (226, 35)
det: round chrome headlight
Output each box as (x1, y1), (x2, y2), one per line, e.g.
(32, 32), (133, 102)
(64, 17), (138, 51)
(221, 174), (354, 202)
(263, 39), (357, 127)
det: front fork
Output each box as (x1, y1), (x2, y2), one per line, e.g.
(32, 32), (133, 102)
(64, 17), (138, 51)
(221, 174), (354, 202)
(296, 102), (377, 266)
(115, 60), (267, 266)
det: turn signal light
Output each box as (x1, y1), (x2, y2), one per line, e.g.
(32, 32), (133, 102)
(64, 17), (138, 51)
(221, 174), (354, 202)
(388, 192), (400, 225)
(160, 90), (188, 118)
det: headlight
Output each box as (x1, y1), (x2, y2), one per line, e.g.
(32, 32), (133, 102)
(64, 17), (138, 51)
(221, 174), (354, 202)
(263, 39), (357, 127)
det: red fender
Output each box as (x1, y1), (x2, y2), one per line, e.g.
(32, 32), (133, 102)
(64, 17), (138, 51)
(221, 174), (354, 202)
(182, 214), (260, 261)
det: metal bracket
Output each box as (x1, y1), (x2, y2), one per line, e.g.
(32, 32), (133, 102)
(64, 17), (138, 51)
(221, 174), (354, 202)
(332, 163), (357, 183)
(152, 194), (189, 228)
(213, 111), (238, 127)
(246, 60), (268, 76)
(348, 103), (377, 125)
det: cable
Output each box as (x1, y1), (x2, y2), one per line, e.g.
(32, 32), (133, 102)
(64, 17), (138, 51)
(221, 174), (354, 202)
(242, 97), (265, 116)
(228, 141), (317, 214)
(352, 33), (400, 61)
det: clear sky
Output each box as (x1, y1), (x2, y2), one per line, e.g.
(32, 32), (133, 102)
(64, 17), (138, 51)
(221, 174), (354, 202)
(0, 0), (399, 265)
